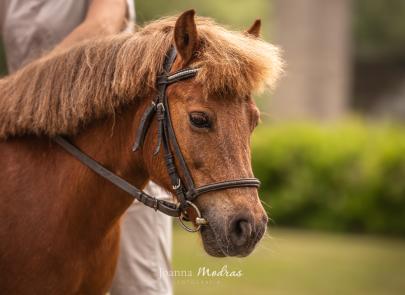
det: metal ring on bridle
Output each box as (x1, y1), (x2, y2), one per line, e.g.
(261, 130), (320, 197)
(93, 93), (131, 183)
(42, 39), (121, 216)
(178, 201), (208, 232)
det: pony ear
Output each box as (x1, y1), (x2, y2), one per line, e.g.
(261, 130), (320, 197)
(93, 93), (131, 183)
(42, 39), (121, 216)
(174, 9), (198, 66)
(245, 19), (261, 38)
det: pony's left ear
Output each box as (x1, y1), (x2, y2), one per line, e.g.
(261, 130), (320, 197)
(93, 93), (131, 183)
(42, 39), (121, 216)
(245, 19), (261, 38)
(174, 9), (198, 66)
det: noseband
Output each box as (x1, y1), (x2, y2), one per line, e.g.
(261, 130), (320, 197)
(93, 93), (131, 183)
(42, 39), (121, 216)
(54, 46), (260, 232)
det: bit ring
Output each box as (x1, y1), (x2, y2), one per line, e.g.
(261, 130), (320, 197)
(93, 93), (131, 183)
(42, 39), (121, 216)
(178, 201), (208, 232)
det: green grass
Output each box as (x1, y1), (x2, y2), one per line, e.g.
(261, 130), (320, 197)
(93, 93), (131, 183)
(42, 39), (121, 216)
(172, 226), (405, 295)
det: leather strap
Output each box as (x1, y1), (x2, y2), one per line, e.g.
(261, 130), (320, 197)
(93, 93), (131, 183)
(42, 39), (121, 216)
(157, 68), (199, 85)
(187, 178), (261, 200)
(54, 136), (181, 217)
(132, 102), (157, 152)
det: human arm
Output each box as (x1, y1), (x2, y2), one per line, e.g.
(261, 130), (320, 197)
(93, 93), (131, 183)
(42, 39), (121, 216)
(54, 0), (128, 50)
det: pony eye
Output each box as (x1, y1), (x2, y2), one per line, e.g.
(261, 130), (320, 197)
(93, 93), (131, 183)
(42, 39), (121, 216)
(189, 112), (211, 129)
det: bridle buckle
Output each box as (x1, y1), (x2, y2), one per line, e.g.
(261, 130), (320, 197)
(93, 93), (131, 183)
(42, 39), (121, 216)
(156, 102), (165, 112)
(172, 178), (181, 190)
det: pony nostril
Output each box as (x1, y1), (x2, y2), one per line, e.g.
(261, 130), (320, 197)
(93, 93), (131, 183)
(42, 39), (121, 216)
(230, 218), (253, 247)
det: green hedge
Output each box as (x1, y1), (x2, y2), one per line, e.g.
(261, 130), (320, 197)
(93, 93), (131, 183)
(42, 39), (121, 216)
(252, 121), (405, 236)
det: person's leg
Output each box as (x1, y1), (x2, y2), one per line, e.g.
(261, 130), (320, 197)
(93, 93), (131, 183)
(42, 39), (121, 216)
(110, 183), (173, 295)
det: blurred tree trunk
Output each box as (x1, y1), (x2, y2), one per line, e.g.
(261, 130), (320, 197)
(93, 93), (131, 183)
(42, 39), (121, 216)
(271, 0), (351, 120)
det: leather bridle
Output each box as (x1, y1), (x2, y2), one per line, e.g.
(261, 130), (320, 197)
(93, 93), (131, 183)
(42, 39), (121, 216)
(54, 46), (260, 232)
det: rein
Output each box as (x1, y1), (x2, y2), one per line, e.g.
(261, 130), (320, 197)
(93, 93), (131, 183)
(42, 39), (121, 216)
(54, 47), (260, 232)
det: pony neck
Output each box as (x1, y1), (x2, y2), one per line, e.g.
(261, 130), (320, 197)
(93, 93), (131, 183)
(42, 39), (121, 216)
(62, 100), (150, 235)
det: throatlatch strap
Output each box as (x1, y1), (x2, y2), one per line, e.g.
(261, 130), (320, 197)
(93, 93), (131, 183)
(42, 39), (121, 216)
(54, 136), (181, 217)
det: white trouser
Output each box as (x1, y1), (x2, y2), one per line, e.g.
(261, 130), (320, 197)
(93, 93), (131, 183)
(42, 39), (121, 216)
(111, 183), (173, 295)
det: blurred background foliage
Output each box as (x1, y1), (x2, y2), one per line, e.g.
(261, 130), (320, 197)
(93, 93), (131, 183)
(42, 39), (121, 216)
(354, 0), (405, 61)
(253, 122), (405, 236)
(136, 0), (271, 34)
(0, 39), (7, 76)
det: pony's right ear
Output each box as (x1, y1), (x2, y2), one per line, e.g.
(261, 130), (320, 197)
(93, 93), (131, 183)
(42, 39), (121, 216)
(174, 9), (198, 66)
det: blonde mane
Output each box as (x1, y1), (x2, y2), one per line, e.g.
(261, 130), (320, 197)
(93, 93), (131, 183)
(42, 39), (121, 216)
(0, 16), (283, 139)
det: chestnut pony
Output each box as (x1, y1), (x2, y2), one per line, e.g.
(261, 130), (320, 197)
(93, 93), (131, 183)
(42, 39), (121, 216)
(0, 10), (282, 294)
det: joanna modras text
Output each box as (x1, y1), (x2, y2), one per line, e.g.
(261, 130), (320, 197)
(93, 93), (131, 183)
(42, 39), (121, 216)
(159, 265), (243, 279)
